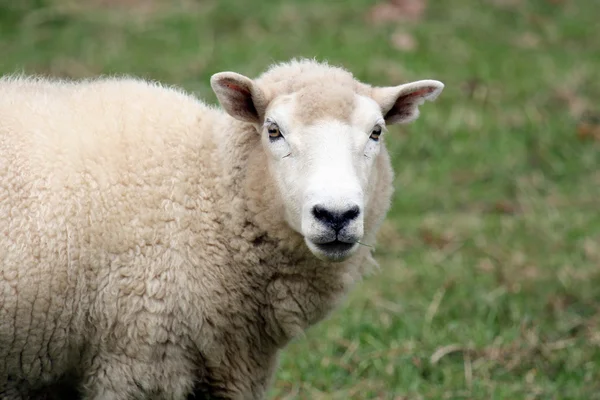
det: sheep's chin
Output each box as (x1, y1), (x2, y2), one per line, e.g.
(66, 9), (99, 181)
(304, 238), (359, 262)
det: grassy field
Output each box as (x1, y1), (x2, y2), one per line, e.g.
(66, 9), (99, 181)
(2, 0), (599, 398)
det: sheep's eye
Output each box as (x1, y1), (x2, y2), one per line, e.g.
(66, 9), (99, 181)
(370, 126), (382, 141)
(267, 123), (282, 140)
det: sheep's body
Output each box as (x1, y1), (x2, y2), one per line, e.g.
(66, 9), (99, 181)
(0, 63), (395, 399)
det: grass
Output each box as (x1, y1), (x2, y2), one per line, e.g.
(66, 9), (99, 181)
(2, 0), (599, 398)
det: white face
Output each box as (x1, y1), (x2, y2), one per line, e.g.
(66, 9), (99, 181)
(211, 66), (443, 263)
(261, 94), (385, 262)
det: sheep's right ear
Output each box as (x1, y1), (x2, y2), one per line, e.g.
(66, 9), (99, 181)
(211, 72), (269, 124)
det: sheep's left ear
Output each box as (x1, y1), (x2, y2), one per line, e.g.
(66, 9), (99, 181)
(372, 80), (444, 125)
(210, 72), (269, 124)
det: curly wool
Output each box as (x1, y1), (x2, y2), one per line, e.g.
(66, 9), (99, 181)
(0, 61), (394, 400)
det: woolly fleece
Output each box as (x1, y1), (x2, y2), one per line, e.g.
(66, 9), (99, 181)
(0, 60), (400, 399)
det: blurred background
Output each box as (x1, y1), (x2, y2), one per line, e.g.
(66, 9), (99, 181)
(1, 0), (598, 398)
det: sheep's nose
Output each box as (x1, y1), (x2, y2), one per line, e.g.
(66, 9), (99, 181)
(312, 205), (361, 232)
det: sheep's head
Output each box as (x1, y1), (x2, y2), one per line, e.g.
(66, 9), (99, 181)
(211, 61), (443, 262)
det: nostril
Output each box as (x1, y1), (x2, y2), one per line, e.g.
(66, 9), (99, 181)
(312, 205), (335, 225)
(342, 205), (360, 221)
(312, 204), (361, 232)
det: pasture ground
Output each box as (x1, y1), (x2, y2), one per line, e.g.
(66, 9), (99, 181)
(1, 0), (599, 398)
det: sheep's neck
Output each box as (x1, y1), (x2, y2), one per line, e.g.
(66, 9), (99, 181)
(212, 118), (365, 345)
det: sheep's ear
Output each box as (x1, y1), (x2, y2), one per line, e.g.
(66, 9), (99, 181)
(372, 80), (444, 125)
(210, 72), (269, 124)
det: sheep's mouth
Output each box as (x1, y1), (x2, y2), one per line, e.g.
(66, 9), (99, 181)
(314, 240), (355, 253)
(306, 239), (358, 262)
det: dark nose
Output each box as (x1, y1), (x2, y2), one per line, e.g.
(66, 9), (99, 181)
(312, 205), (360, 232)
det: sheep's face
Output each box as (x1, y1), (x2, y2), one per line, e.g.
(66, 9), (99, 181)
(258, 91), (382, 262)
(211, 66), (443, 262)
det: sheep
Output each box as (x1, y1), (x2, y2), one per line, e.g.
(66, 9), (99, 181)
(0, 59), (443, 400)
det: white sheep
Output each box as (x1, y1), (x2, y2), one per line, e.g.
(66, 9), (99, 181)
(0, 59), (443, 399)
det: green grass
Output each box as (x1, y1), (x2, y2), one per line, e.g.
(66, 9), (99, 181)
(2, 0), (599, 398)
